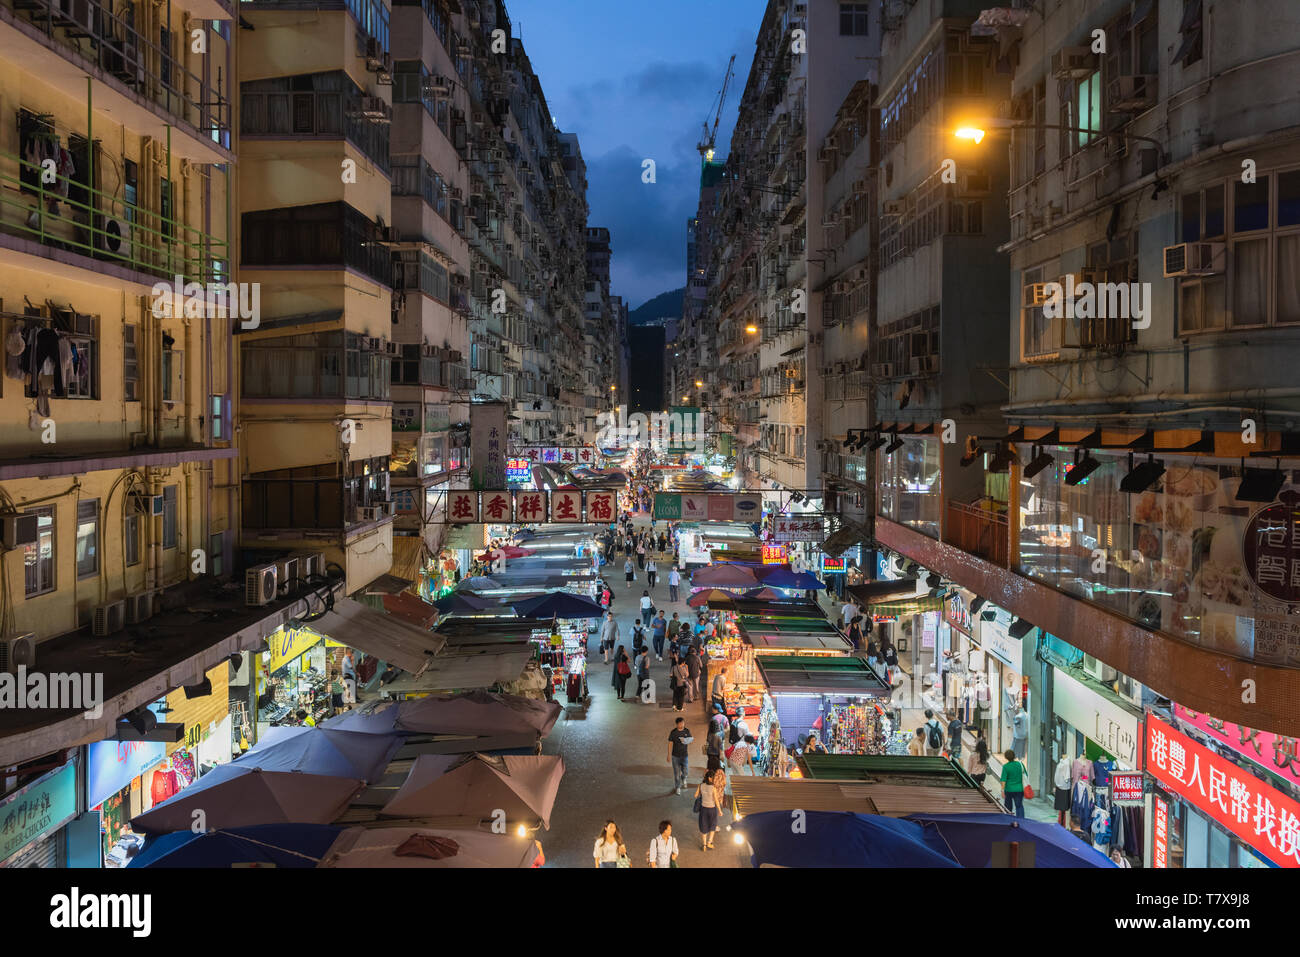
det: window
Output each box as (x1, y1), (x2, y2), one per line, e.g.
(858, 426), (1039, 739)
(1075, 71), (1102, 148)
(1173, 0), (1203, 67)
(209, 532), (224, 577)
(23, 506), (54, 597)
(211, 394), (226, 440)
(76, 499), (99, 579)
(160, 178), (174, 243)
(1021, 264), (1054, 358)
(241, 202), (393, 288)
(839, 2), (869, 36)
(124, 325), (139, 401)
(162, 348), (182, 402)
(162, 485), (178, 549)
(125, 514), (140, 567)
(241, 71), (390, 173)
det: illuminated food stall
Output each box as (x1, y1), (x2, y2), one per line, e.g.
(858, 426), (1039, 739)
(756, 656), (893, 762)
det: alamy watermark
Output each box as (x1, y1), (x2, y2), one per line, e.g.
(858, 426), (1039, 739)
(0, 666), (103, 719)
(595, 405), (707, 453)
(150, 275), (260, 329)
(1043, 273), (1152, 330)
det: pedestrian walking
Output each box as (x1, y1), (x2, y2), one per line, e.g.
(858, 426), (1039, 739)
(705, 713), (724, 768)
(631, 618), (647, 656)
(685, 647), (701, 704)
(646, 559), (657, 590)
(647, 821), (679, 868)
(593, 820), (627, 868)
(600, 582), (612, 611)
(624, 556), (635, 588)
(839, 598), (860, 631)
(599, 612), (618, 664)
(846, 615), (864, 654)
(908, 727), (927, 757)
(947, 714), (964, 761)
(924, 709), (944, 756)
(671, 656), (689, 711)
(1000, 750), (1027, 818)
(710, 669), (727, 711)
(967, 738), (990, 786)
(610, 643), (625, 687)
(637, 540), (646, 570)
(668, 716), (692, 793)
(615, 648), (632, 700)
(1012, 703), (1030, 759)
(728, 734), (757, 775)
(668, 566), (680, 602)
(651, 611), (667, 660)
(657, 532), (667, 555)
(694, 769), (720, 850)
(639, 589), (653, 621)
(635, 647), (651, 700)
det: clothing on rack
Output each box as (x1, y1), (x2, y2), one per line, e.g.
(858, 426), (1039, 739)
(1071, 756), (1094, 788)
(1093, 757), (1114, 788)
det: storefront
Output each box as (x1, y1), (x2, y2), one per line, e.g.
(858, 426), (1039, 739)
(756, 656), (892, 760)
(972, 608), (1027, 758)
(0, 758), (79, 868)
(255, 625), (343, 734)
(1145, 712), (1295, 868)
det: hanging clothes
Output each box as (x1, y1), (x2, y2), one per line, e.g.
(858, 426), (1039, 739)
(1071, 756), (1093, 787)
(4, 326), (26, 380)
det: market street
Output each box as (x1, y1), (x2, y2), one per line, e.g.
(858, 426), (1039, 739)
(541, 517), (748, 868)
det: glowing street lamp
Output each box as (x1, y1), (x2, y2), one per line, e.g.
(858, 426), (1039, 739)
(954, 126), (986, 145)
(694, 380), (703, 388)
(745, 324), (758, 334)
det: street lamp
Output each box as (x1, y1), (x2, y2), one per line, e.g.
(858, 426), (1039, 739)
(694, 380), (703, 388)
(745, 324), (758, 334)
(953, 117), (1168, 164)
(954, 126), (986, 144)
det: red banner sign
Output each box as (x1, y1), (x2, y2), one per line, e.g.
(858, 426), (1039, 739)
(1146, 713), (1300, 867)
(1153, 795), (1168, 868)
(1173, 703), (1300, 786)
(1109, 770), (1144, 804)
(762, 545), (787, 565)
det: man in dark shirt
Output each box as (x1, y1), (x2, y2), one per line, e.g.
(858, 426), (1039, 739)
(668, 716), (692, 794)
(947, 715), (964, 760)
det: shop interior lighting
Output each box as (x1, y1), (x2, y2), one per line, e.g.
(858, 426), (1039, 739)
(884, 434), (904, 455)
(1236, 465), (1286, 503)
(1119, 453), (1166, 494)
(1063, 447), (1102, 486)
(1022, 445), (1055, 480)
(987, 443), (1017, 473)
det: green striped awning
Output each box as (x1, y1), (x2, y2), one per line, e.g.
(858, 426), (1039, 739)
(868, 595), (946, 616)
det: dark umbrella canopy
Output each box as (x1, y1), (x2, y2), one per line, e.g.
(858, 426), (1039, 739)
(511, 591), (606, 619)
(395, 689), (563, 738)
(238, 727), (401, 783)
(433, 591), (493, 614)
(319, 703), (405, 734)
(129, 824), (343, 868)
(756, 567), (825, 590)
(690, 564), (760, 588)
(906, 812), (1116, 868)
(458, 576), (500, 591)
(739, 810), (961, 868)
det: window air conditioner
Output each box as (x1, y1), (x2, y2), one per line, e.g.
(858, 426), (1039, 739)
(0, 633), (36, 673)
(883, 200), (905, 216)
(245, 563), (278, 607)
(1083, 653), (1118, 683)
(277, 557), (301, 594)
(125, 590), (157, 624)
(1162, 242), (1225, 278)
(1051, 46), (1096, 79)
(1108, 74), (1156, 111)
(0, 514), (39, 547)
(92, 600), (127, 637)
(1022, 282), (1051, 307)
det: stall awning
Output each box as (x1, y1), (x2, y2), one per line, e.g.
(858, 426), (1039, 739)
(868, 595), (946, 616)
(821, 521), (871, 557)
(382, 593), (439, 629)
(365, 574), (416, 595)
(847, 580), (918, 605)
(378, 650), (534, 694)
(310, 598), (446, 674)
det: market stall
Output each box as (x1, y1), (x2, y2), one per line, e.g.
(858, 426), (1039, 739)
(756, 656), (893, 760)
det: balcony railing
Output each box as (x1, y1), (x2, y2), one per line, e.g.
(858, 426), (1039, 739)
(946, 498), (1009, 568)
(3, 0), (231, 146)
(0, 147), (227, 282)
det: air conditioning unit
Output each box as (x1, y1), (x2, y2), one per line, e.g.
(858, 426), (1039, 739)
(1022, 282), (1051, 307)
(423, 74), (453, 96)
(1108, 74), (1156, 111)
(1083, 653), (1118, 683)
(124, 590), (157, 624)
(1051, 46), (1096, 79)
(958, 172), (991, 195)
(364, 37), (388, 70)
(450, 186), (464, 201)
(851, 266), (869, 282)
(357, 505), (383, 523)
(1163, 242), (1225, 277)
(294, 551), (326, 579)
(376, 500), (397, 518)
(883, 200), (905, 217)
(54, 0), (93, 33)
(277, 556), (301, 593)
(871, 362), (895, 378)
(910, 355), (939, 375)
(92, 600), (126, 637)
(356, 96), (390, 121)
(0, 513), (39, 547)
(95, 217), (133, 260)
(245, 563), (277, 607)
(0, 633), (36, 673)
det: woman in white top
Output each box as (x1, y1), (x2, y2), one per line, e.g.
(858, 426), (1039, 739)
(593, 819), (626, 868)
(640, 590), (654, 619)
(647, 821), (679, 868)
(728, 734), (757, 775)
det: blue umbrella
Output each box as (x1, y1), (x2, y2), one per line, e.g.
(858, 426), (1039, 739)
(738, 810), (960, 868)
(905, 812), (1116, 868)
(129, 824), (343, 868)
(434, 591), (492, 614)
(757, 567), (826, 590)
(511, 591), (607, 619)
(319, 703), (405, 734)
(237, 727), (401, 783)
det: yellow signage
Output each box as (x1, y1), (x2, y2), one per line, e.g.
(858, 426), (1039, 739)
(267, 627), (324, 673)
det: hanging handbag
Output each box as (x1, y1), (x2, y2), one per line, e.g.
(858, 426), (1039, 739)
(1021, 762), (1035, 800)
(616, 853), (631, 868)
(692, 789), (703, 814)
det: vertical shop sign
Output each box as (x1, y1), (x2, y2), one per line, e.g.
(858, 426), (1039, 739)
(1147, 713), (1300, 867)
(1152, 795), (1169, 868)
(551, 490), (582, 523)
(515, 491), (546, 524)
(470, 402), (508, 489)
(586, 491), (617, 524)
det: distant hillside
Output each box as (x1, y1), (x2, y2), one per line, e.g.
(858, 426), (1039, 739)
(628, 287), (685, 326)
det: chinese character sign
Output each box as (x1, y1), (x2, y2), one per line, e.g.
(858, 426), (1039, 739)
(579, 448), (593, 463)
(1147, 713), (1300, 867)
(761, 545), (787, 565)
(505, 459), (531, 483)
(522, 448), (541, 463)
(772, 516), (824, 542)
(515, 491), (545, 523)
(1109, 771), (1145, 805)
(448, 492), (479, 523)
(1243, 501), (1300, 605)
(586, 491), (616, 524)
(482, 492), (512, 523)
(559, 447), (576, 464)
(1153, 796), (1168, 868)
(470, 402), (508, 489)
(541, 448), (560, 464)
(1174, 703), (1300, 785)
(551, 490), (581, 523)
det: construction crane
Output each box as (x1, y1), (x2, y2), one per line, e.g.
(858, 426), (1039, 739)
(697, 54), (737, 163)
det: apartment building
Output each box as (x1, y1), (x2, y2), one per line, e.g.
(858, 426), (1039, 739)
(703, 0), (876, 499)
(583, 226), (624, 442)
(676, 161), (725, 431)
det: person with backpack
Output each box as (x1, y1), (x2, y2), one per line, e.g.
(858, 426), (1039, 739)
(647, 821), (679, 868)
(631, 618), (647, 657)
(924, 709), (944, 756)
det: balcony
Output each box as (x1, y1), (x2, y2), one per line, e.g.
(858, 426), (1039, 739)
(945, 498), (1009, 568)
(0, 0), (232, 159)
(0, 147), (227, 285)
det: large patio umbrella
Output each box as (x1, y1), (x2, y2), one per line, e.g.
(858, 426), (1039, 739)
(380, 753), (566, 829)
(319, 702), (404, 734)
(130, 766), (363, 835)
(738, 810), (960, 868)
(511, 591), (606, 619)
(688, 588), (733, 608)
(395, 689), (563, 739)
(690, 564), (760, 588)
(906, 813), (1116, 868)
(237, 727), (401, 783)
(433, 591), (493, 615)
(757, 566), (826, 590)
(128, 824), (343, 868)
(458, 576), (500, 591)
(742, 586), (784, 600)
(319, 826), (542, 868)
